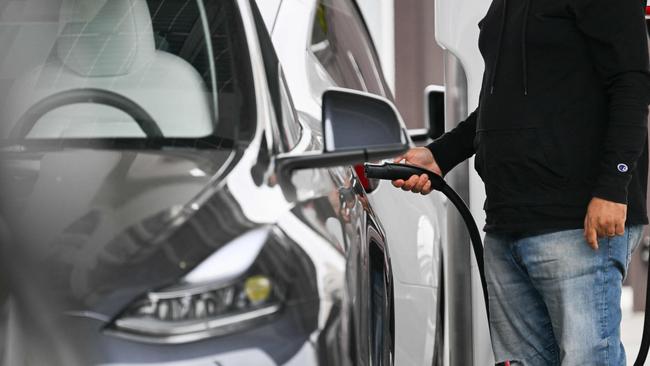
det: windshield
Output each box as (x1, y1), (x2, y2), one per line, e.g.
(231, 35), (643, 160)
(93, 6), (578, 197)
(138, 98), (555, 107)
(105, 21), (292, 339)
(0, 0), (255, 148)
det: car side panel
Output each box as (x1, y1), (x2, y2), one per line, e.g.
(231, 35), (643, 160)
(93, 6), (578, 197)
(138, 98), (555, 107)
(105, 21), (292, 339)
(270, 1), (447, 365)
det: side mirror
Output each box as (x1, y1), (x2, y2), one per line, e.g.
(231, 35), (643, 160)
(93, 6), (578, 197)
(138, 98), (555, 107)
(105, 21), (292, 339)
(410, 85), (445, 143)
(276, 88), (409, 176)
(426, 85), (445, 140)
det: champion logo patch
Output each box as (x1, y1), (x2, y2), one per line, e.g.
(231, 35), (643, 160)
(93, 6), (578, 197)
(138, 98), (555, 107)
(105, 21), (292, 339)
(617, 163), (629, 173)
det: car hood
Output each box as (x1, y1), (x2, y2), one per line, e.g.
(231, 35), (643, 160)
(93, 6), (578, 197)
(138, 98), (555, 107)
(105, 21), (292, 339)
(0, 148), (256, 316)
(2, 149), (229, 243)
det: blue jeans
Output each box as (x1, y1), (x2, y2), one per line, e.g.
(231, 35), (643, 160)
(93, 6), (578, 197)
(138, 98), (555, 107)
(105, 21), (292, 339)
(485, 226), (643, 366)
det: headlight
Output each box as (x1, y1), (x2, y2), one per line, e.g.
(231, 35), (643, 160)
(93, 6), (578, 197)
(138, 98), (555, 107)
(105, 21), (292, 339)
(105, 226), (318, 344)
(107, 274), (285, 344)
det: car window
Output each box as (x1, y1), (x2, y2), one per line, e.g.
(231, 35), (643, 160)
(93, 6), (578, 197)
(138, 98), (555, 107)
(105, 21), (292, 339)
(251, 0), (302, 152)
(310, 0), (388, 97)
(0, 0), (255, 146)
(278, 70), (302, 150)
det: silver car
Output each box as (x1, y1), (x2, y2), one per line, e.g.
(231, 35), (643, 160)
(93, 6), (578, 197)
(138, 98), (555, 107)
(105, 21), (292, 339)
(0, 0), (411, 365)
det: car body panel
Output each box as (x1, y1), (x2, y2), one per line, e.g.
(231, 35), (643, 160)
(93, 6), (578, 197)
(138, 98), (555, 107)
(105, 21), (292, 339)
(393, 282), (438, 365)
(261, 0), (447, 364)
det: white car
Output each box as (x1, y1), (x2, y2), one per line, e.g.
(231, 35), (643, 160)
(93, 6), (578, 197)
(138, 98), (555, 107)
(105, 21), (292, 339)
(0, 0), (426, 365)
(256, 1), (450, 365)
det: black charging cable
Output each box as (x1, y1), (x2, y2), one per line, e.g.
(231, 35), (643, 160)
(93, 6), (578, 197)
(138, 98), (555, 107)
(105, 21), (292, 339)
(364, 162), (489, 319)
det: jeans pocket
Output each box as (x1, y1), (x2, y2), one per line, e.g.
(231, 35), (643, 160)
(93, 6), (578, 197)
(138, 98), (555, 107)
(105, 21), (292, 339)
(625, 226), (644, 275)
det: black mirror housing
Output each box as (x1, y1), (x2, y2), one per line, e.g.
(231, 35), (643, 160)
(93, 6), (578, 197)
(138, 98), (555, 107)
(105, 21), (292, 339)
(425, 85), (445, 140)
(408, 85), (445, 144)
(322, 89), (407, 154)
(276, 88), (409, 178)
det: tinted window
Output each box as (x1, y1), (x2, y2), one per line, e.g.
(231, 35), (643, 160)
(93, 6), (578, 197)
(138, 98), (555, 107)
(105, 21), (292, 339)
(278, 70), (302, 150)
(0, 0), (255, 145)
(251, 0), (302, 152)
(310, 0), (388, 97)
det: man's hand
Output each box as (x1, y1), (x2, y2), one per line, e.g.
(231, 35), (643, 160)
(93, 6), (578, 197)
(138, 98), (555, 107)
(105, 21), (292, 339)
(391, 147), (442, 195)
(583, 197), (627, 250)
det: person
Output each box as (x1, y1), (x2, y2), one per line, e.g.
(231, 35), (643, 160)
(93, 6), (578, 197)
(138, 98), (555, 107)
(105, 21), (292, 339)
(394, 0), (650, 365)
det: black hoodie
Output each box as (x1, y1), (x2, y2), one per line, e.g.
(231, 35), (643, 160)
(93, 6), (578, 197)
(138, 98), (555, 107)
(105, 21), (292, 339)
(428, 0), (650, 233)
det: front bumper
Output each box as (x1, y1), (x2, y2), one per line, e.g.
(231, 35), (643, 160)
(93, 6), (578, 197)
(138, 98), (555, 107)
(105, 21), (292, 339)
(3, 300), (327, 366)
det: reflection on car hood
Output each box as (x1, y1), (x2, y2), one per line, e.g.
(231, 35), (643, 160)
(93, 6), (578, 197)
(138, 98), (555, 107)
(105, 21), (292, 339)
(2, 149), (228, 245)
(0, 148), (256, 316)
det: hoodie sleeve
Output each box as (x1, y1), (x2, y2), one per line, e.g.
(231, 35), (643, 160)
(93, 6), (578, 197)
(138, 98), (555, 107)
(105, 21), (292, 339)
(573, 0), (650, 204)
(425, 108), (478, 175)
